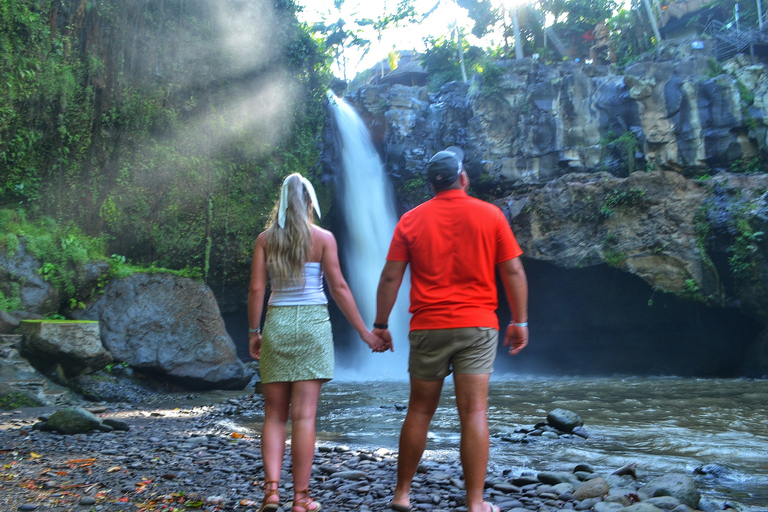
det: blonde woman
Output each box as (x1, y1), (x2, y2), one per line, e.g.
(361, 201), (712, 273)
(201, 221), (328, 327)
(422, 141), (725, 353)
(248, 173), (386, 512)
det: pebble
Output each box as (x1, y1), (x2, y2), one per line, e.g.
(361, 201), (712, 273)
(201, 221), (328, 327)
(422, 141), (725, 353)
(0, 395), (730, 512)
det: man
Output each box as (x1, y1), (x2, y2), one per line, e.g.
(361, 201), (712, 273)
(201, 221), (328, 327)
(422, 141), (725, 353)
(373, 146), (529, 512)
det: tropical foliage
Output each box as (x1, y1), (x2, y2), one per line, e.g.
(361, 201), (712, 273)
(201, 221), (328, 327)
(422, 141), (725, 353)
(1, 0), (331, 304)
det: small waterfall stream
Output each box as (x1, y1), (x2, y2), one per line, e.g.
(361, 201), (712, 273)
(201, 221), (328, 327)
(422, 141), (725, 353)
(327, 93), (410, 379)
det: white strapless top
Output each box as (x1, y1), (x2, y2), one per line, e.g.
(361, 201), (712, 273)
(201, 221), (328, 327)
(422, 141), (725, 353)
(268, 262), (328, 306)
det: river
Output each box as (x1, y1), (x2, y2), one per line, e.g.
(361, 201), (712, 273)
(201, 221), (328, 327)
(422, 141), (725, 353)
(234, 375), (768, 509)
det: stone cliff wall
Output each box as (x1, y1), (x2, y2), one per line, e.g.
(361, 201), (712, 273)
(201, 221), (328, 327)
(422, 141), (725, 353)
(334, 46), (768, 376)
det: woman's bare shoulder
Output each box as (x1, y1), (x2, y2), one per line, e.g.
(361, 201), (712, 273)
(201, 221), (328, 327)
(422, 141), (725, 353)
(311, 224), (335, 241)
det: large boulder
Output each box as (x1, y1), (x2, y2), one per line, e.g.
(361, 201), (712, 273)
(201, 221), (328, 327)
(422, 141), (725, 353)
(18, 320), (113, 378)
(0, 241), (59, 316)
(73, 273), (254, 390)
(638, 473), (700, 509)
(0, 334), (74, 407)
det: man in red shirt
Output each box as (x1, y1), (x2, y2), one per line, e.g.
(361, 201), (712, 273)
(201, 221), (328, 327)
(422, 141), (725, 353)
(374, 146), (529, 512)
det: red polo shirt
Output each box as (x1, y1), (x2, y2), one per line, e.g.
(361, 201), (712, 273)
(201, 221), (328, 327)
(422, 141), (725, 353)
(386, 189), (522, 331)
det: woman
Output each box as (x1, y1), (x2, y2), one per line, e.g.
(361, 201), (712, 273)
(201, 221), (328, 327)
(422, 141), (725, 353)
(248, 173), (385, 512)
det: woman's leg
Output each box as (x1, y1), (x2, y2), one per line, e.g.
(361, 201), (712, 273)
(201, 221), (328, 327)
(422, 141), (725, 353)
(289, 379), (323, 499)
(262, 381), (291, 499)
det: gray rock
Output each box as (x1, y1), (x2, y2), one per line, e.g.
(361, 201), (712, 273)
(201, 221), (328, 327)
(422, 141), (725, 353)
(594, 503), (626, 512)
(0, 310), (20, 334)
(546, 408), (584, 432)
(616, 504), (665, 512)
(19, 320), (112, 377)
(575, 499), (601, 510)
(0, 337), (74, 407)
(537, 470), (581, 486)
(669, 505), (697, 512)
(41, 406), (105, 434)
(333, 470), (367, 480)
(645, 496), (682, 510)
(73, 273), (254, 390)
(639, 474), (700, 509)
(0, 242), (59, 315)
(573, 476), (610, 500)
(573, 463), (595, 473)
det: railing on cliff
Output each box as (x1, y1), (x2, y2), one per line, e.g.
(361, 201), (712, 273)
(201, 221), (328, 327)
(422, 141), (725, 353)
(703, 19), (768, 61)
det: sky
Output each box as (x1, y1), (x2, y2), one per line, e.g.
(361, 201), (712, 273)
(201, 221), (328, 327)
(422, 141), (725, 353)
(294, 0), (503, 79)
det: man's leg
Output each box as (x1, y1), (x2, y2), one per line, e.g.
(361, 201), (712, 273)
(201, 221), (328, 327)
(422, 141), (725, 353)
(392, 377), (444, 509)
(453, 373), (491, 512)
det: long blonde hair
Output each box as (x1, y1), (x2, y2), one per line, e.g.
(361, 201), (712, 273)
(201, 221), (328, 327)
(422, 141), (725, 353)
(265, 173), (314, 288)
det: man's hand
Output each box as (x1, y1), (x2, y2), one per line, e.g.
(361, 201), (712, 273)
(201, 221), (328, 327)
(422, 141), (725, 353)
(373, 327), (394, 352)
(362, 331), (389, 352)
(503, 323), (528, 356)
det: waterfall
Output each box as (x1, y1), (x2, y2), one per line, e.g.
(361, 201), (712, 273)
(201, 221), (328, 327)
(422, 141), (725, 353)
(327, 92), (410, 380)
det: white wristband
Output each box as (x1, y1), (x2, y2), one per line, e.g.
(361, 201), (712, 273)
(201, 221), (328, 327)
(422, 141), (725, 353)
(510, 322), (528, 327)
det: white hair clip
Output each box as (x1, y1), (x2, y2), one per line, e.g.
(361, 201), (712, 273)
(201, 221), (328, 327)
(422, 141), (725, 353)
(277, 175), (321, 228)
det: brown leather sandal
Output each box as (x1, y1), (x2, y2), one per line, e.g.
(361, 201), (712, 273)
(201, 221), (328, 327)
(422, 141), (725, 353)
(291, 489), (321, 512)
(258, 481), (280, 512)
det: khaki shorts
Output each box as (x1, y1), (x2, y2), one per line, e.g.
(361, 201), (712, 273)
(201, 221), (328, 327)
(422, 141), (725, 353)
(408, 327), (499, 380)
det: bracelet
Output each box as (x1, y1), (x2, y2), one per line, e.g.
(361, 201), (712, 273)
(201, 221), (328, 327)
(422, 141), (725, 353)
(373, 323), (388, 329)
(249, 327), (261, 334)
(510, 322), (528, 327)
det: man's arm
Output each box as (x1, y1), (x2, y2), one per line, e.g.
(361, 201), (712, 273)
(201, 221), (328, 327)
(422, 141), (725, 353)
(498, 256), (529, 356)
(374, 260), (408, 351)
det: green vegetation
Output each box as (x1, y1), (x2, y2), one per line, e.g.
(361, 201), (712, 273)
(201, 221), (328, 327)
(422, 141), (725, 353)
(730, 154), (767, 174)
(729, 218), (764, 282)
(1, 208), (106, 303)
(1, 0), (332, 301)
(680, 277), (710, 304)
(0, 208), (203, 315)
(601, 232), (626, 267)
(0, 392), (42, 410)
(599, 187), (646, 218)
(600, 131), (642, 176)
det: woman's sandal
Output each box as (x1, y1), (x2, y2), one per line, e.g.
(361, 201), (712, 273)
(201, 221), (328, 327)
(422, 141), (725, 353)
(257, 481), (280, 512)
(291, 489), (321, 512)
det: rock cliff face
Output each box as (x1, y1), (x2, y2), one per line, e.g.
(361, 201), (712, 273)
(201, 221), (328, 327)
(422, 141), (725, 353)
(334, 46), (768, 376)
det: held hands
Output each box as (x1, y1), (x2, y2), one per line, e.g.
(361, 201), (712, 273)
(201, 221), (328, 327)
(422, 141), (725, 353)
(372, 327), (394, 352)
(363, 330), (391, 353)
(249, 332), (263, 360)
(503, 323), (529, 356)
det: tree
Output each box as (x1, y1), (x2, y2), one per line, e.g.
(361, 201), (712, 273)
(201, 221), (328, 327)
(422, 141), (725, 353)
(308, 0), (416, 80)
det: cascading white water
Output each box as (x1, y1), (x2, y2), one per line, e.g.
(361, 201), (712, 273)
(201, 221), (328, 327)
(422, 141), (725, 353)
(327, 92), (410, 380)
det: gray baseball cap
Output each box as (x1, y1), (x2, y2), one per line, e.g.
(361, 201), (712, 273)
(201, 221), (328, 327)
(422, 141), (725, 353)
(426, 146), (464, 186)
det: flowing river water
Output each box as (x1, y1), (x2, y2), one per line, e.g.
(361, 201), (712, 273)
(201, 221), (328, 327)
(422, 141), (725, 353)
(233, 376), (768, 509)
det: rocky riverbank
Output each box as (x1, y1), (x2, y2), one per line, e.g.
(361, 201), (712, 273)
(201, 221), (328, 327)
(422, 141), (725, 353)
(0, 394), (735, 512)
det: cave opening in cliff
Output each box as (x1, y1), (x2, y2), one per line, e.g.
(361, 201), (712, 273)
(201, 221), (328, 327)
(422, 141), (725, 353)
(493, 259), (764, 377)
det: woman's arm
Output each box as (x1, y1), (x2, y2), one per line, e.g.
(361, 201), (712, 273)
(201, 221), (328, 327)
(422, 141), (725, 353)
(316, 227), (384, 352)
(247, 232), (268, 360)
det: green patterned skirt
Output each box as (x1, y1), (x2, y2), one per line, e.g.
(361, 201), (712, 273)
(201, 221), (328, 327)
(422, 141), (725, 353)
(260, 304), (334, 383)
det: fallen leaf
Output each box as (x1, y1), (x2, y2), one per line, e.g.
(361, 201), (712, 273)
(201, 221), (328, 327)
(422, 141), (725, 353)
(107, 466), (122, 473)
(64, 458), (96, 465)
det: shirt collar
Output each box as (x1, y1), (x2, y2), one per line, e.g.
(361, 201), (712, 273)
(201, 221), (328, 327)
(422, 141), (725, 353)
(435, 189), (468, 199)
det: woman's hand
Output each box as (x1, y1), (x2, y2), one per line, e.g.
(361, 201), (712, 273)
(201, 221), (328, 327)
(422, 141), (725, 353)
(362, 330), (389, 353)
(249, 332), (263, 360)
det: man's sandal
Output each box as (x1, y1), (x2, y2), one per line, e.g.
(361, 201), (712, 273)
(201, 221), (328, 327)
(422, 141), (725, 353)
(291, 489), (321, 512)
(257, 481), (280, 512)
